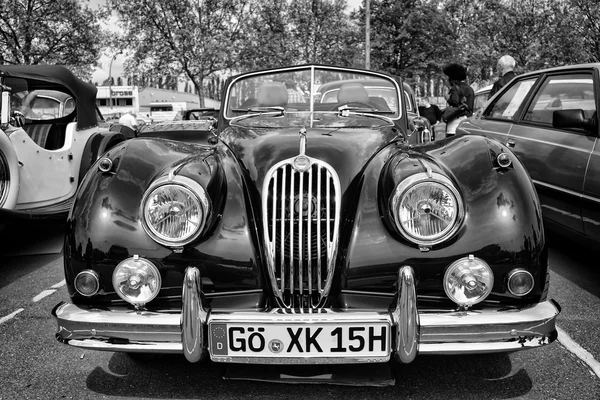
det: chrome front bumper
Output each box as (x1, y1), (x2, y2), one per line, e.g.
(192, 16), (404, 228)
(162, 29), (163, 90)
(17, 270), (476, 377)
(53, 266), (561, 364)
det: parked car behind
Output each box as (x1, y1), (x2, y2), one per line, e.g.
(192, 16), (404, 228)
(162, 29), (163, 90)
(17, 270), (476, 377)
(53, 64), (559, 373)
(457, 63), (599, 243)
(0, 65), (130, 220)
(473, 84), (493, 116)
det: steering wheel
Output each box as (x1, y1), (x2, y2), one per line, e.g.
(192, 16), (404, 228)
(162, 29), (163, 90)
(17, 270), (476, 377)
(329, 102), (375, 111)
(10, 110), (26, 127)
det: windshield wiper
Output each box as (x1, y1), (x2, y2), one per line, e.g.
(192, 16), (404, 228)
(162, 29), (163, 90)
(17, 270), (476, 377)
(230, 106), (285, 123)
(336, 105), (395, 124)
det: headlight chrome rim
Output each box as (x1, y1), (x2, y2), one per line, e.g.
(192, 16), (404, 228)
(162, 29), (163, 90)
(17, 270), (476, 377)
(391, 172), (464, 246)
(112, 256), (162, 306)
(141, 175), (210, 247)
(443, 255), (494, 307)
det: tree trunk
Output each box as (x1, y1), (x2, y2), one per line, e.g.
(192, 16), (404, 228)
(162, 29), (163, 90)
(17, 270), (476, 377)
(196, 76), (205, 108)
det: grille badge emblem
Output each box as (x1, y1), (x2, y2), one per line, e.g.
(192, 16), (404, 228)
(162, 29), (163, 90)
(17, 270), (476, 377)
(293, 155), (311, 172)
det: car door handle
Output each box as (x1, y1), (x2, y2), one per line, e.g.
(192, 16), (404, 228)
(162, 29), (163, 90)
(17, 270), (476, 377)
(507, 139), (516, 147)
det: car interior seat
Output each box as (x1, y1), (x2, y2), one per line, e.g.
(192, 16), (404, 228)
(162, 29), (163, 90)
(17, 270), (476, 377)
(257, 82), (288, 107)
(337, 83), (370, 105)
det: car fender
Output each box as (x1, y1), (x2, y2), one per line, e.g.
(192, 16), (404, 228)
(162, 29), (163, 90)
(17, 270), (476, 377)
(78, 131), (128, 183)
(0, 129), (20, 209)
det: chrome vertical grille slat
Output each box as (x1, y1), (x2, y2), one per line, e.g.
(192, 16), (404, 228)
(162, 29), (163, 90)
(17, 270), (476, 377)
(262, 156), (341, 309)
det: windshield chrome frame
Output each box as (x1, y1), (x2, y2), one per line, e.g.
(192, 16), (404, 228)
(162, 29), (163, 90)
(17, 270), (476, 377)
(223, 65), (403, 126)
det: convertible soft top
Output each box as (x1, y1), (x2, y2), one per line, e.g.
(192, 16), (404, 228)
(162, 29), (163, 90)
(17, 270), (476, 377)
(0, 65), (99, 130)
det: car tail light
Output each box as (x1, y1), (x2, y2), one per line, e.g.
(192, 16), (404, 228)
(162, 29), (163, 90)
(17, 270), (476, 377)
(507, 269), (534, 296)
(444, 255), (494, 307)
(112, 256), (161, 307)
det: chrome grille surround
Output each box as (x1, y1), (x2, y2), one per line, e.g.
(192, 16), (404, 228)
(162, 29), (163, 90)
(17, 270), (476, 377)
(262, 155), (341, 309)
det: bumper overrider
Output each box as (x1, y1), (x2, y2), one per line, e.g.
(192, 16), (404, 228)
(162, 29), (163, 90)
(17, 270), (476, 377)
(52, 266), (561, 364)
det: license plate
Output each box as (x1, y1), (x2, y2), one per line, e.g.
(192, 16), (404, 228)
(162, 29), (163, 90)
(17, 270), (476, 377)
(210, 322), (390, 357)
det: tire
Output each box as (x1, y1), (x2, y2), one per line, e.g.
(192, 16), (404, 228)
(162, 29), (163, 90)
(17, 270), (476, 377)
(0, 131), (20, 209)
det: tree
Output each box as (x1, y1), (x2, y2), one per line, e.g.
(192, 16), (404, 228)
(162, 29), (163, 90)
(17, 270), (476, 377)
(0, 0), (108, 79)
(288, 0), (362, 66)
(571, 0), (600, 62)
(356, 0), (457, 85)
(107, 0), (252, 107)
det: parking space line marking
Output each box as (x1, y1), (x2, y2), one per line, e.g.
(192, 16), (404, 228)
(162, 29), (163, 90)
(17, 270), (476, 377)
(32, 289), (57, 303)
(51, 280), (66, 289)
(0, 308), (24, 325)
(557, 326), (600, 378)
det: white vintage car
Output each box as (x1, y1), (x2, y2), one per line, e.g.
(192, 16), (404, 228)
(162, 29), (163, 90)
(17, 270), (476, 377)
(0, 65), (131, 220)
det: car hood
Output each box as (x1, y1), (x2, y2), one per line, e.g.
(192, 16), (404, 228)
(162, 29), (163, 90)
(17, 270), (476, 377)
(219, 124), (400, 190)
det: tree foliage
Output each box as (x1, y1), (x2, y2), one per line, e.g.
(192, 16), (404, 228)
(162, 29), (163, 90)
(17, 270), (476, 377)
(239, 0), (362, 71)
(107, 0), (252, 106)
(0, 0), (107, 79)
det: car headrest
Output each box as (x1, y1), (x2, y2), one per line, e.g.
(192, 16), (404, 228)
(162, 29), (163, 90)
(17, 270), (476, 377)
(257, 82), (288, 107)
(338, 83), (370, 104)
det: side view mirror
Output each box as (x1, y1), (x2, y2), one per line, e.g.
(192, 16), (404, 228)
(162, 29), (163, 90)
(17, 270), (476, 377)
(553, 109), (597, 134)
(409, 116), (432, 142)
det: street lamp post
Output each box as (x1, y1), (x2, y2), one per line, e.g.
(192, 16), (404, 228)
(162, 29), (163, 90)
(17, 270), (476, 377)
(365, 0), (370, 70)
(108, 53), (119, 118)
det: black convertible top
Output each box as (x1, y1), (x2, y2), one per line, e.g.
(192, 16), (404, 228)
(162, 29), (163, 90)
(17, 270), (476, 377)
(0, 65), (99, 130)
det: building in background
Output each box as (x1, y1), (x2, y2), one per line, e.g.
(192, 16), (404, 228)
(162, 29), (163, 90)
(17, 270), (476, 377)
(96, 85), (220, 121)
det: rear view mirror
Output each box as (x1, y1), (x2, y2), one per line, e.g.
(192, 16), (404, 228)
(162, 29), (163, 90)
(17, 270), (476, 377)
(553, 109), (597, 134)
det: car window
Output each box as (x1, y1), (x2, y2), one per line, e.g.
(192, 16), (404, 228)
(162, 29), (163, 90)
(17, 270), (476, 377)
(486, 78), (537, 121)
(474, 90), (489, 111)
(522, 73), (596, 127)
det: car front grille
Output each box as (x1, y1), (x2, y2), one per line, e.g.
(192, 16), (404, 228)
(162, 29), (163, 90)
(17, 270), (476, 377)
(262, 157), (341, 308)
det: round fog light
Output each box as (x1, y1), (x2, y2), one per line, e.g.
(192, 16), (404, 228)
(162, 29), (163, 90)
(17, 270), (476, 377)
(444, 255), (494, 307)
(112, 257), (161, 306)
(75, 270), (100, 297)
(507, 269), (534, 296)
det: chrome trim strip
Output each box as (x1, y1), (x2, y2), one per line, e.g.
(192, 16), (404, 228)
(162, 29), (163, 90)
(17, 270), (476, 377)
(181, 267), (207, 362)
(531, 179), (600, 205)
(391, 266), (419, 363)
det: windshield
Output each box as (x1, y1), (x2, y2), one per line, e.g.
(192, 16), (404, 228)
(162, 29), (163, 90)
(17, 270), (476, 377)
(5, 77), (76, 121)
(225, 66), (401, 127)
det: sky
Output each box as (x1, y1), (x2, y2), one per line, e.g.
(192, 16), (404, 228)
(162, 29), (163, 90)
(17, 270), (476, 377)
(91, 0), (365, 85)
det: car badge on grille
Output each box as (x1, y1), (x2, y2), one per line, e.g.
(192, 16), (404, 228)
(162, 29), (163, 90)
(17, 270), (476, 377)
(293, 155), (311, 172)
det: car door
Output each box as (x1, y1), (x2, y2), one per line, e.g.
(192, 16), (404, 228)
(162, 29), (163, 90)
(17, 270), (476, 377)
(507, 70), (597, 235)
(459, 77), (538, 146)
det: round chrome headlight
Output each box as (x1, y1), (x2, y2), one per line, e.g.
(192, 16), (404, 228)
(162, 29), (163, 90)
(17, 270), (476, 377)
(444, 256), (494, 307)
(391, 172), (463, 245)
(507, 269), (534, 296)
(141, 175), (210, 247)
(74, 270), (100, 297)
(112, 256), (161, 306)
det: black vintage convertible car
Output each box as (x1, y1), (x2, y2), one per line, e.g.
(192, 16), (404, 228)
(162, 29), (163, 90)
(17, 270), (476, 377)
(53, 65), (560, 369)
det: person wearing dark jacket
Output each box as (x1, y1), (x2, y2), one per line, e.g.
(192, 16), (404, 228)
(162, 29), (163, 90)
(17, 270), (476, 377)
(418, 97), (442, 125)
(488, 55), (516, 99)
(442, 63), (475, 136)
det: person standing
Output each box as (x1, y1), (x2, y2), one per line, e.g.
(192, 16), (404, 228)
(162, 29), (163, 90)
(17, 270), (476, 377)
(442, 63), (474, 137)
(418, 97), (442, 125)
(488, 55), (516, 99)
